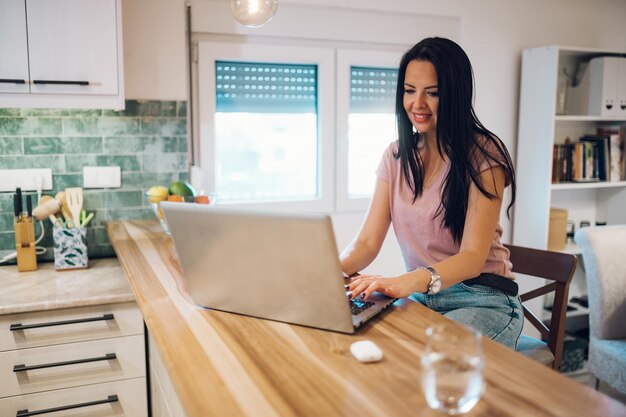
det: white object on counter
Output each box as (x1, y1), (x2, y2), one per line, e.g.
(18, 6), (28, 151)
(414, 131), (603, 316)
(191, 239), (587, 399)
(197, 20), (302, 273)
(350, 340), (383, 363)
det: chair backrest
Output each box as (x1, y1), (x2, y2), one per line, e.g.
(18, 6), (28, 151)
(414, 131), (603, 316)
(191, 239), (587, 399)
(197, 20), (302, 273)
(504, 244), (577, 370)
(574, 225), (626, 340)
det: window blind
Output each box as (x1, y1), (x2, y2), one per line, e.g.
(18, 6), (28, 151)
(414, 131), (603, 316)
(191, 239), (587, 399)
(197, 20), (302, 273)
(350, 66), (398, 113)
(216, 61), (317, 113)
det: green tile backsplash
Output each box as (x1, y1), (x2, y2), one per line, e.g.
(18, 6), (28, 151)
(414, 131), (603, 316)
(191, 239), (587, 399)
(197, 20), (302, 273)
(0, 99), (188, 263)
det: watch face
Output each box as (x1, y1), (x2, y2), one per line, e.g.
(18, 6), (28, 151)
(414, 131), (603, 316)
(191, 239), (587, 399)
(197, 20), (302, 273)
(432, 279), (442, 292)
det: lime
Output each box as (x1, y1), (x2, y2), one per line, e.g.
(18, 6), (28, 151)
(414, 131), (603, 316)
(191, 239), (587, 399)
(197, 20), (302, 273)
(168, 181), (195, 197)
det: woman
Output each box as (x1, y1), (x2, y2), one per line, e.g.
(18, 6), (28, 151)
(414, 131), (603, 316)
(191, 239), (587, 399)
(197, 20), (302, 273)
(341, 37), (522, 348)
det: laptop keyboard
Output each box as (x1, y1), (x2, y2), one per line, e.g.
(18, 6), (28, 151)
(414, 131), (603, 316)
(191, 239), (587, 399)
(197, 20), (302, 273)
(350, 299), (374, 316)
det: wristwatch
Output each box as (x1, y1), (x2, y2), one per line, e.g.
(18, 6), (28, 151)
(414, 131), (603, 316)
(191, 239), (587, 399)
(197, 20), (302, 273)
(419, 266), (442, 295)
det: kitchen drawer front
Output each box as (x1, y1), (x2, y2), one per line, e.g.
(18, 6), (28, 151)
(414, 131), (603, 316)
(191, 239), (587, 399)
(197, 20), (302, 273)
(0, 376), (147, 417)
(0, 334), (145, 398)
(1, 302), (143, 352)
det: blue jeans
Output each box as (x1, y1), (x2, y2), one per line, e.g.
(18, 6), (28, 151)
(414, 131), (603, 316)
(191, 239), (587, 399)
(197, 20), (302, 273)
(411, 283), (524, 349)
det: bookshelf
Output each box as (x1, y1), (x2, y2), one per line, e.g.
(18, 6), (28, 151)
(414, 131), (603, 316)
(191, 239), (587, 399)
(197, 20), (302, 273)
(513, 45), (626, 330)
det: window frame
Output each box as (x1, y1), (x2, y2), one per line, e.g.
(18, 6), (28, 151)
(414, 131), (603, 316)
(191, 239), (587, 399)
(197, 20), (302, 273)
(335, 48), (405, 212)
(197, 41), (335, 212)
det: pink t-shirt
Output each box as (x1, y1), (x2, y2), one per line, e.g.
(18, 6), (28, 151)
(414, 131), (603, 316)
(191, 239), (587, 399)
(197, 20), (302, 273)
(376, 141), (514, 279)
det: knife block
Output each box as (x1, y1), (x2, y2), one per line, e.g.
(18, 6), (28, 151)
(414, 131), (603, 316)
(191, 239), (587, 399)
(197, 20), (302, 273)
(14, 220), (37, 272)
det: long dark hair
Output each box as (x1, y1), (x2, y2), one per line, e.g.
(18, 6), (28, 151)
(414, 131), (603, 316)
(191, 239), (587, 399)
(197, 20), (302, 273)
(394, 37), (516, 243)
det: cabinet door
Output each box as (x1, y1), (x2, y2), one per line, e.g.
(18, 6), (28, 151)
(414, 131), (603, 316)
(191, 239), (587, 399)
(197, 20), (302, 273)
(26, 0), (119, 95)
(0, 0), (30, 93)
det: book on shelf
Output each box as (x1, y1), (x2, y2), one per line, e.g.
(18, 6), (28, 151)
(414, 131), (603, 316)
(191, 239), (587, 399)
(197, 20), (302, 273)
(552, 125), (626, 184)
(596, 124), (626, 182)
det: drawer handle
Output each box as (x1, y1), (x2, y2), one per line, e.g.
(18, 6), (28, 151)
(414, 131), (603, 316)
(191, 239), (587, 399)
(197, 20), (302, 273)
(10, 313), (114, 331)
(13, 353), (116, 372)
(0, 79), (27, 84)
(33, 79), (90, 86)
(16, 395), (119, 417)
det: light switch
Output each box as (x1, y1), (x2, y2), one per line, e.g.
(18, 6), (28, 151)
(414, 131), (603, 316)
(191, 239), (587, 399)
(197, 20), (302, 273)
(83, 166), (121, 189)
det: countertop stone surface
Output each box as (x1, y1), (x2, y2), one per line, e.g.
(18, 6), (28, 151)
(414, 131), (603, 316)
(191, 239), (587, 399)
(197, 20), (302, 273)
(0, 257), (135, 315)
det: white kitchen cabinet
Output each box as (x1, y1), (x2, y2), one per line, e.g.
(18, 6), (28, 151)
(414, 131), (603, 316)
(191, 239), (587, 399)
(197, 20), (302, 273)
(0, 0), (29, 94)
(1, 302), (147, 416)
(513, 45), (626, 326)
(0, 0), (124, 109)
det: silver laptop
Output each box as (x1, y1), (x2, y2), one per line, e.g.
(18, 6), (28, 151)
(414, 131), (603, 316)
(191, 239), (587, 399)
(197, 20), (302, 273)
(161, 202), (395, 333)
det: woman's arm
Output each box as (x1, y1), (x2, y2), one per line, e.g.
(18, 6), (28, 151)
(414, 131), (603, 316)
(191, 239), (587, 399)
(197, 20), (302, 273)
(348, 166), (507, 299)
(339, 178), (392, 276)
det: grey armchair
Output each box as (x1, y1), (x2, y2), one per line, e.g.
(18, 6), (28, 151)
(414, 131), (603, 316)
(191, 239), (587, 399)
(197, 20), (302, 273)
(574, 225), (626, 395)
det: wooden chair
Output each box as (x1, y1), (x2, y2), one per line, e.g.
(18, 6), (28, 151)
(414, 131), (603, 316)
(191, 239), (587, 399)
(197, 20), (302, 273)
(505, 244), (577, 371)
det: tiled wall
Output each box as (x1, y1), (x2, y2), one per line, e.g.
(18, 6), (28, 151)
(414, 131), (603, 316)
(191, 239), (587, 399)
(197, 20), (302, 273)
(0, 100), (189, 262)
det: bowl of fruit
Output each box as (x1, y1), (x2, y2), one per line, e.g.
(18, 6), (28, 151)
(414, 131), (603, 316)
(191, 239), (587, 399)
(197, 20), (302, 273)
(146, 181), (217, 233)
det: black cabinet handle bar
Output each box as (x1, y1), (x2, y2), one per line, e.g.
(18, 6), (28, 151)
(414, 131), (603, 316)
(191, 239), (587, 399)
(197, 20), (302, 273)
(33, 80), (89, 85)
(13, 353), (116, 373)
(10, 313), (114, 331)
(0, 79), (26, 84)
(16, 395), (119, 417)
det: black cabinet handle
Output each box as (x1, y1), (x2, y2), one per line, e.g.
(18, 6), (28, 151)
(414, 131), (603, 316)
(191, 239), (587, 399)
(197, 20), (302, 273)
(10, 313), (114, 331)
(33, 80), (89, 86)
(13, 353), (116, 372)
(0, 79), (26, 84)
(16, 395), (118, 417)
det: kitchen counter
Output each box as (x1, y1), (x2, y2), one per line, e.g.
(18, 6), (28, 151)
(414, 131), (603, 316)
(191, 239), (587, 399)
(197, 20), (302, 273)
(107, 220), (626, 417)
(0, 257), (134, 315)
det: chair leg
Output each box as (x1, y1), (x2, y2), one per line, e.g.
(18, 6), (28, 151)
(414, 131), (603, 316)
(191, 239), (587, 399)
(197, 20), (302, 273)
(594, 376), (600, 391)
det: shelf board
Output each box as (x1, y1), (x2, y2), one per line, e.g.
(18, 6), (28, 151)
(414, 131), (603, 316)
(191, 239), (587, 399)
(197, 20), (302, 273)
(555, 115), (626, 122)
(551, 181), (626, 190)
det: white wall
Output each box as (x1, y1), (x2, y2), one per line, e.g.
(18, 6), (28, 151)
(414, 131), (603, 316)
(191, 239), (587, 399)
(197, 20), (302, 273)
(121, 0), (626, 277)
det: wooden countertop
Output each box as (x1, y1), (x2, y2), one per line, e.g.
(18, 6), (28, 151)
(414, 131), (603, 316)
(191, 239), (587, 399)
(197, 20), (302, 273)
(107, 220), (626, 417)
(0, 257), (134, 315)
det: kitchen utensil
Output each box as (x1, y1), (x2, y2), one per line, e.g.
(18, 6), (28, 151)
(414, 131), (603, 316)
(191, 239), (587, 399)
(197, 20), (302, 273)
(55, 191), (74, 227)
(65, 187), (84, 227)
(33, 195), (61, 224)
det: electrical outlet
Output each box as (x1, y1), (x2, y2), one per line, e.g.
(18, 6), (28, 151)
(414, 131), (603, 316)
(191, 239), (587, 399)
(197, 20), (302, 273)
(83, 166), (121, 188)
(0, 168), (53, 192)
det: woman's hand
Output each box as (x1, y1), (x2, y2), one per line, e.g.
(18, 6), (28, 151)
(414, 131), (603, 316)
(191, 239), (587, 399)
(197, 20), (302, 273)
(347, 273), (423, 300)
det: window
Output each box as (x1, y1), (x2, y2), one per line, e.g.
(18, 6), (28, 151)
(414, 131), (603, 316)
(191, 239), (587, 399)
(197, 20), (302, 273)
(214, 61), (318, 202)
(336, 49), (402, 211)
(198, 42), (335, 212)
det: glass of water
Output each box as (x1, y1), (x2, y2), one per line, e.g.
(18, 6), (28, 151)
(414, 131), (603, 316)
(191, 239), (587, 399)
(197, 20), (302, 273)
(421, 323), (484, 415)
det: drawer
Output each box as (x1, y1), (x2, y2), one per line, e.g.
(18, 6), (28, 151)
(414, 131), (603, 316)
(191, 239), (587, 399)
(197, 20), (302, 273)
(0, 334), (145, 398)
(1, 302), (143, 352)
(0, 377), (147, 417)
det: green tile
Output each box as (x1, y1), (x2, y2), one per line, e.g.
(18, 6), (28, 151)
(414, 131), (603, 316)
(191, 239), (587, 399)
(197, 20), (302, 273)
(161, 101), (177, 117)
(52, 174), (82, 190)
(0, 109), (20, 116)
(21, 109), (102, 117)
(0, 233), (16, 251)
(179, 172), (189, 183)
(104, 207), (152, 221)
(141, 119), (186, 135)
(142, 153), (187, 172)
(121, 172), (181, 189)
(0, 155), (64, 170)
(103, 100), (162, 117)
(0, 137), (22, 155)
(178, 136), (188, 152)
(82, 190), (143, 210)
(177, 101), (187, 117)
(87, 245), (115, 258)
(0, 214), (14, 234)
(24, 136), (102, 155)
(65, 155), (140, 173)
(63, 118), (140, 136)
(0, 194), (15, 212)
(0, 117), (62, 136)
(104, 136), (179, 153)
(92, 227), (111, 245)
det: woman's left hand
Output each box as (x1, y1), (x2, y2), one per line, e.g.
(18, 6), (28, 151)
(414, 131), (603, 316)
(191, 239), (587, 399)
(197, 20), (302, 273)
(347, 274), (421, 300)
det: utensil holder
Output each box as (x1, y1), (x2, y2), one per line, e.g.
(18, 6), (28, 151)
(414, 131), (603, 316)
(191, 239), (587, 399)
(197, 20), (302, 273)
(53, 227), (88, 270)
(14, 220), (37, 272)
